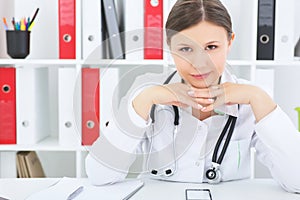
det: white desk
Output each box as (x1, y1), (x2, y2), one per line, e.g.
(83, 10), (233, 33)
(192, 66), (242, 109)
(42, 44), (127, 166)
(0, 178), (299, 200)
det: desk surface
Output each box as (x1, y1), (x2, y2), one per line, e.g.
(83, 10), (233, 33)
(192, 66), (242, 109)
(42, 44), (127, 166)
(0, 178), (299, 200)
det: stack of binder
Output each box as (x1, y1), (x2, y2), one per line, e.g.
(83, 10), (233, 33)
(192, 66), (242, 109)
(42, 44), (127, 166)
(16, 151), (45, 178)
(257, 0), (295, 61)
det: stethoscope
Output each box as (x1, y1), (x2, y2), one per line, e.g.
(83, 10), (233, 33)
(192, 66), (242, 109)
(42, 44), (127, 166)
(147, 71), (237, 184)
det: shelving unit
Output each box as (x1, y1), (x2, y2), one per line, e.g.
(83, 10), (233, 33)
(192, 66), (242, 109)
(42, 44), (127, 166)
(0, 0), (299, 179)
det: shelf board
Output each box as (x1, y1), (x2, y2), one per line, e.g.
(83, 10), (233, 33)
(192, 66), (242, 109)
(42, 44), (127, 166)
(82, 59), (166, 66)
(0, 59), (80, 66)
(1, 58), (299, 67)
(0, 137), (88, 151)
(255, 60), (300, 66)
(0, 58), (167, 67)
(227, 60), (253, 66)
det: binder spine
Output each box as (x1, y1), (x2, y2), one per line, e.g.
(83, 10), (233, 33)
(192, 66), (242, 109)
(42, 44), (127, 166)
(81, 68), (100, 145)
(58, 0), (76, 59)
(256, 0), (275, 60)
(0, 67), (16, 144)
(144, 0), (163, 59)
(102, 0), (124, 59)
(58, 67), (79, 146)
(124, 0), (144, 60)
(81, 0), (103, 59)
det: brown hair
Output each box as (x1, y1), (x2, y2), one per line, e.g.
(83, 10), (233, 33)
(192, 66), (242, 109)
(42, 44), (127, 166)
(165, 0), (232, 45)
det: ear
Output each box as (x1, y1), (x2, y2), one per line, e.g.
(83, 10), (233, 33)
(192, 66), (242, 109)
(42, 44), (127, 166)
(228, 32), (235, 50)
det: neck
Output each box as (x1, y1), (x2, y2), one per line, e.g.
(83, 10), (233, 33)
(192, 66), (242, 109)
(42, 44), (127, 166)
(192, 108), (217, 121)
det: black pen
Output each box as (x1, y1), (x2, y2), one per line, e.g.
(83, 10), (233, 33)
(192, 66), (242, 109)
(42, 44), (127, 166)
(29, 8), (39, 26)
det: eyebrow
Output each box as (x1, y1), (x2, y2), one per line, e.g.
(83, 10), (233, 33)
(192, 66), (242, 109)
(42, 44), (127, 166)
(205, 41), (221, 45)
(175, 41), (221, 47)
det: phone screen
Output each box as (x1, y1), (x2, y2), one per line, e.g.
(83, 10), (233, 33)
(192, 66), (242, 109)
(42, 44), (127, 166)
(185, 189), (212, 200)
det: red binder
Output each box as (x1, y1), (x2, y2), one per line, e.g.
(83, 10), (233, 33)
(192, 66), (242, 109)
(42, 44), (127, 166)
(58, 0), (76, 59)
(0, 67), (16, 144)
(81, 68), (100, 145)
(144, 0), (163, 59)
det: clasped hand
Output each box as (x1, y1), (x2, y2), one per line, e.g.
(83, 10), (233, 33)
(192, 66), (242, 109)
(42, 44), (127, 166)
(152, 82), (252, 112)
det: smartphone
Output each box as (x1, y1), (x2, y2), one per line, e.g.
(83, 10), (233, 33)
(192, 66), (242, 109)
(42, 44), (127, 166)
(185, 189), (212, 200)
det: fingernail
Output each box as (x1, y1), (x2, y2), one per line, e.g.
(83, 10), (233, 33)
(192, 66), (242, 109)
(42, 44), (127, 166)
(201, 107), (206, 111)
(188, 90), (195, 96)
(211, 85), (220, 90)
(197, 104), (203, 109)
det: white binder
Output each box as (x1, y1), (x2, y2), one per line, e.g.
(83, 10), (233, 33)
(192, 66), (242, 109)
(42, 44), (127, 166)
(58, 67), (80, 147)
(124, 0), (144, 60)
(81, 0), (104, 60)
(16, 67), (50, 144)
(274, 0), (295, 61)
(100, 68), (119, 131)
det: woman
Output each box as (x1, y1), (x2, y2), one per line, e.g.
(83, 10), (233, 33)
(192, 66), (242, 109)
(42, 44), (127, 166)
(86, 0), (300, 192)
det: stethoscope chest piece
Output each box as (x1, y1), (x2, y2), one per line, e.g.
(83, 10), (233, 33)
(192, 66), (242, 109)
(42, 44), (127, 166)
(206, 163), (221, 184)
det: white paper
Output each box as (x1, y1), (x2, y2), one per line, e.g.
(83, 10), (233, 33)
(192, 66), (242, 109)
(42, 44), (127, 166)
(26, 177), (82, 200)
(26, 177), (144, 200)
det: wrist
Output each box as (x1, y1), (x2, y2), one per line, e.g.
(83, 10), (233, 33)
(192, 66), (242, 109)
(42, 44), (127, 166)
(249, 86), (276, 122)
(132, 86), (156, 120)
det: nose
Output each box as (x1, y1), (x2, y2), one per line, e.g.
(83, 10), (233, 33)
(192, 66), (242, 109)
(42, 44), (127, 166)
(188, 48), (215, 72)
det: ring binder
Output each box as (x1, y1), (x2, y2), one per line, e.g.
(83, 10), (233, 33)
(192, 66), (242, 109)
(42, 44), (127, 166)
(256, 0), (275, 60)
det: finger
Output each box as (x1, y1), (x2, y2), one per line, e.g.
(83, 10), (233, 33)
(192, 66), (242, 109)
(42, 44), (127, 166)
(201, 94), (225, 112)
(188, 85), (224, 99)
(170, 101), (201, 109)
(187, 88), (211, 98)
(194, 97), (215, 105)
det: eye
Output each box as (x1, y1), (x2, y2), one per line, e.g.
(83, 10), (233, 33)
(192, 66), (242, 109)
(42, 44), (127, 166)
(179, 47), (193, 52)
(204, 45), (217, 51)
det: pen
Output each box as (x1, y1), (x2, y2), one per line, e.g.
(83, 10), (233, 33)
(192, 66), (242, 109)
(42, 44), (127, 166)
(29, 8), (39, 26)
(27, 17), (30, 30)
(20, 18), (26, 31)
(11, 17), (16, 30)
(67, 186), (84, 200)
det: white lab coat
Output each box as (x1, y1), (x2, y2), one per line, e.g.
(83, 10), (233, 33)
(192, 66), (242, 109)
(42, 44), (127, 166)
(85, 69), (300, 193)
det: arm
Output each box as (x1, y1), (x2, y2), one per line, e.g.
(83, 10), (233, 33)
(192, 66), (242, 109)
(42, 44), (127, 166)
(189, 83), (277, 122)
(85, 94), (149, 185)
(254, 106), (300, 193)
(133, 83), (213, 120)
(189, 82), (300, 192)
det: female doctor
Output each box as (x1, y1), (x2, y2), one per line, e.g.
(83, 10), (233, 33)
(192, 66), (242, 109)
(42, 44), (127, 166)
(85, 0), (300, 192)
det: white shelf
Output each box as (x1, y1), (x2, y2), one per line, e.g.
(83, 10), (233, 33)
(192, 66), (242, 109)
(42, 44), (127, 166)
(254, 60), (300, 67)
(0, 137), (88, 151)
(0, 59), (167, 67)
(0, 59), (79, 66)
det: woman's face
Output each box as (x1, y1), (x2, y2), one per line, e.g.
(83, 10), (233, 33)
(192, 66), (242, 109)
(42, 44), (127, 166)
(170, 21), (234, 88)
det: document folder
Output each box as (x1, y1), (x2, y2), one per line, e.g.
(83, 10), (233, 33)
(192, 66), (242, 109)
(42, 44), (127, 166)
(102, 0), (124, 59)
(144, 0), (163, 59)
(257, 0), (275, 60)
(58, 0), (76, 59)
(81, 68), (100, 145)
(0, 67), (16, 144)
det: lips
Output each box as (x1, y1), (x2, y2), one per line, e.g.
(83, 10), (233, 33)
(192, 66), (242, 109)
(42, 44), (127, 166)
(191, 72), (210, 79)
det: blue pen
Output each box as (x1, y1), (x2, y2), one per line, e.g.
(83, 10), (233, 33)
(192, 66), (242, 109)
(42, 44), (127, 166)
(27, 17), (30, 30)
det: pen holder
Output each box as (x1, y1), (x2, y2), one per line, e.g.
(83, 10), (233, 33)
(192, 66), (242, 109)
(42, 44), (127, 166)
(6, 30), (31, 59)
